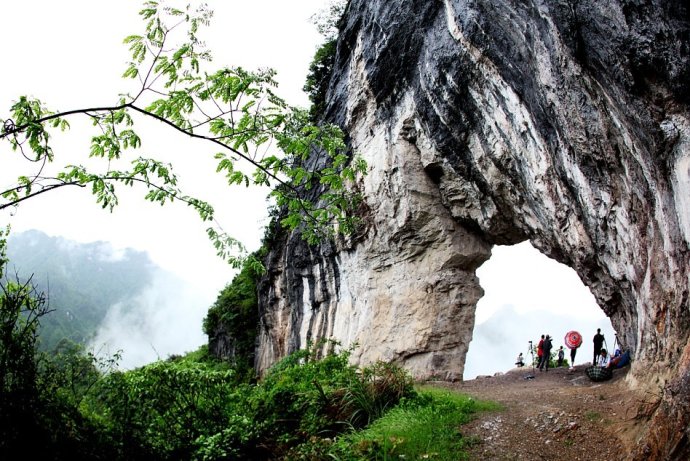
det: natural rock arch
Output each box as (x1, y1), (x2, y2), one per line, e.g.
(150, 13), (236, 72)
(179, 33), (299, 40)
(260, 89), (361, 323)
(257, 1), (689, 458)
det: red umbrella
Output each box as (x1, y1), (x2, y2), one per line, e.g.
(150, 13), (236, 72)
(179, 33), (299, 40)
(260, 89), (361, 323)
(564, 330), (582, 349)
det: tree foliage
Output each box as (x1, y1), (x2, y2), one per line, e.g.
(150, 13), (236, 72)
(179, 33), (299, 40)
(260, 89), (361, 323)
(310, 0), (348, 42)
(0, 1), (365, 267)
(0, 228), (50, 444)
(0, 249), (418, 461)
(203, 247), (264, 371)
(0, 229), (117, 460)
(304, 0), (347, 123)
(304, 40), (338, 123)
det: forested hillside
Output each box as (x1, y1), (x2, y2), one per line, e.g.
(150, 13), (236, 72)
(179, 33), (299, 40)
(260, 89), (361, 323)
(6, 230), (154, 350)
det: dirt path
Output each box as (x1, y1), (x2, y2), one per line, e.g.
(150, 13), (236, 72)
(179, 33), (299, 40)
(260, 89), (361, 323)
(435, 364), (643, 460)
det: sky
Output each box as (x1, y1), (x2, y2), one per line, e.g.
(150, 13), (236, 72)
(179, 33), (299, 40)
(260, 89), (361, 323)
(0, 0), (326, 292)
(0, 0), (329, 367)
(0, 1), (614, 374)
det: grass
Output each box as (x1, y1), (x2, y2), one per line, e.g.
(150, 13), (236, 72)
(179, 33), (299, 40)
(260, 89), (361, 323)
(585, 410), (601, 422)
(583, 409), (615, 427)
(327, 386), (500, 460)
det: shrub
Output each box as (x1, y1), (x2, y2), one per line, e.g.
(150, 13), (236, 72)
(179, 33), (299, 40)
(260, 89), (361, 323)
(326, 388), (499, 461)
(84, 359), (241, 460)
(528, 342), (569, 368)
(0, 229), (117, 460)
(304, 0), (346, 122)
(341, 360), (415, 428)
(194, 341), (415, 460)
(247, 341), (359, 455)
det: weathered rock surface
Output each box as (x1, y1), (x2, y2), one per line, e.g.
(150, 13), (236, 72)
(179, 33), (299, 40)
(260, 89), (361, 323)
(257, 0), (689, 458)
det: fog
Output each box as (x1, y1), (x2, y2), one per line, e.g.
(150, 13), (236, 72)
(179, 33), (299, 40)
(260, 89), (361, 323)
(89, 271), (210, 370)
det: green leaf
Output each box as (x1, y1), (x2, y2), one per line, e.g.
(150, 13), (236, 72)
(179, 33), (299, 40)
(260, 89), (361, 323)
(123, 64), (139, 79)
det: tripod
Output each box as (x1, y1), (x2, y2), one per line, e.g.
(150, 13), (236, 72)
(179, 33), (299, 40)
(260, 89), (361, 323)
(528, 340), (535, 373)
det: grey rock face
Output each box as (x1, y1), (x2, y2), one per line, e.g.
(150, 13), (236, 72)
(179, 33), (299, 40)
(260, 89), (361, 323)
(258, 0), (689, 457)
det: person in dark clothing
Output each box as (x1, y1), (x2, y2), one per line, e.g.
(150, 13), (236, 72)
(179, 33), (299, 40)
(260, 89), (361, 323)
(557, 346), (565, 367)
(593, 328), (605, 364)
(569, 344), (579, 370)
(539, 335), (553, 371)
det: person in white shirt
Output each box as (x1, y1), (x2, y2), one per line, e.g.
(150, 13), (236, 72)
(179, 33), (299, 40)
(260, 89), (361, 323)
(515, 352), (525, 367)
(597, 348), (609, 368)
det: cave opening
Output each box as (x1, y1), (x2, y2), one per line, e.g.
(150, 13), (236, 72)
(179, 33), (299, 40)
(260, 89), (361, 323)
(464, 241), (617, 380)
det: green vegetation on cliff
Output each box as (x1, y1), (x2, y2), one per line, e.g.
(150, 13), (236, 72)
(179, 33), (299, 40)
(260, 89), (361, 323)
(304, 39), (337, 123)
(304, 0), (346, 122)
(202, 248), (265, 372)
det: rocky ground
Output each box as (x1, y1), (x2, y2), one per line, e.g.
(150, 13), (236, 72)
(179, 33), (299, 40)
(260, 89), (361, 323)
(433, 363), (655, 460)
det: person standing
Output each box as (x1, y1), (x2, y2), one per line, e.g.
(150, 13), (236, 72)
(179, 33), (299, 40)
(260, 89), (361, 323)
(539, 335), (553, 371)
(570, 344), (579, 370)
(537, 335), (545, 368)
(557, 346), (565, 367)
(593, 328), (605, 364)
(565, 330), (583, 371)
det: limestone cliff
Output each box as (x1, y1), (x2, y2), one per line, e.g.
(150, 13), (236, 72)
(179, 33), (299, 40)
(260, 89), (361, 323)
(257, 1), (689, 458)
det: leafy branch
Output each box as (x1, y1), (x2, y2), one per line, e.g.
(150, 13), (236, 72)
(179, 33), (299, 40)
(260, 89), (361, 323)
(0, 1), (365, 265)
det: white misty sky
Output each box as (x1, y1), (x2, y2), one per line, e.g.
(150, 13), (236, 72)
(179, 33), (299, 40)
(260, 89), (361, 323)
(0, 0), (326, 292)
(0, 1), (614, 372)
(467, 242), (615, 379)
(0, 0), (330, 366)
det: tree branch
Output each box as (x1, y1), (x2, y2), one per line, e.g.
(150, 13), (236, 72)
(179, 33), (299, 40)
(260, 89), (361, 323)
(1, 104), (130, 141)
(0, 181), (86, 211)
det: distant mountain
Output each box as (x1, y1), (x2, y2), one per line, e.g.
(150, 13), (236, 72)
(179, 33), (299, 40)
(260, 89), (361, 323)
(5, 230), (155, 351)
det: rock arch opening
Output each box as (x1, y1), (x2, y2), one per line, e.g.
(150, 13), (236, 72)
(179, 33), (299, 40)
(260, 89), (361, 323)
(464, 241), (616, 380)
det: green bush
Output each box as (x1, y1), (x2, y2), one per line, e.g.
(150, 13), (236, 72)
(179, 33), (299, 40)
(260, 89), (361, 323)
(84, 358), (241, 460)
(195, 341), (415, 460)
(528, 342), (569, 368)
(303, 0), (346, 122)
(341, 360), (415, 428)
(0, 229), (116, 460)
(326, 388), (499, 461)
(0, 250), (423, 461)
